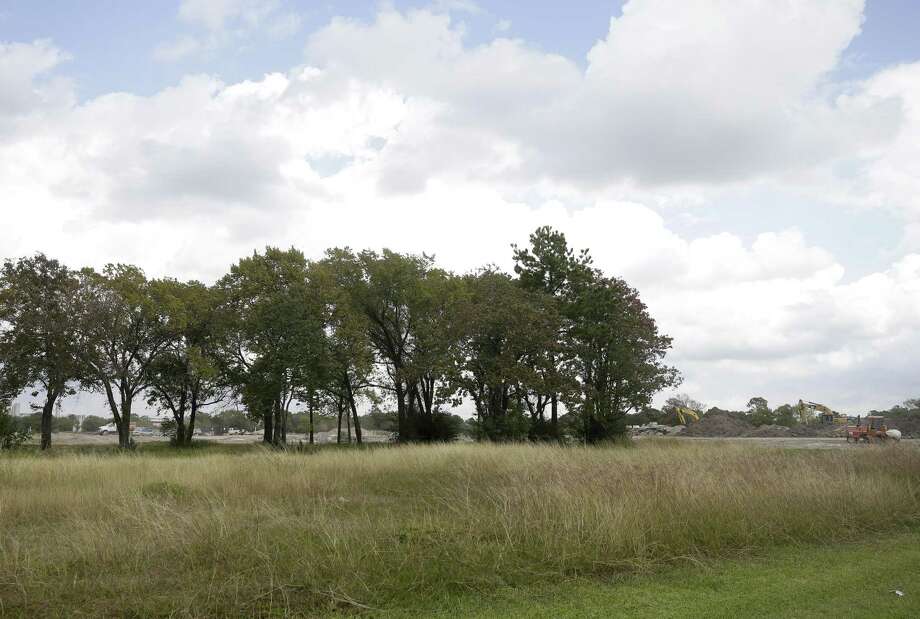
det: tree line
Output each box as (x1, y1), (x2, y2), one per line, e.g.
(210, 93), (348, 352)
(0, 227), (680, 450)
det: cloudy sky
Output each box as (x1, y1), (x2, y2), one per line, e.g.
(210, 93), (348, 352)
(2, 0), (920, 414)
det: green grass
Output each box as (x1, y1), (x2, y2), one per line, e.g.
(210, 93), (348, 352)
(404, 531), (920, 618)
(1, 442), (919, 617)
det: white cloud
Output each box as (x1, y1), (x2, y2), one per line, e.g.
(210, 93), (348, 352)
(304, 1), (900, 191)
(153, 35), (202, 62)
(155, 0), (302, 62)
(3, 2), (920, 412)
(0, 40), (71, 125)
(178, 0), (280, 32)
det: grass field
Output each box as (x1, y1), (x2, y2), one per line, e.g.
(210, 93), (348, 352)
(1, 441), (919, 617)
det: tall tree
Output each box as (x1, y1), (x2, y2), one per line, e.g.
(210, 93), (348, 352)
(0, 254), (82, 450)
(349, 249), (458, 442)
(448, 269), (559, 441)
(218, 248), (323, 446)
(74, 265), (172, 449)
(567, 273), (680, 442)
(512, 227), (593, 436)
(145, 280), (227, 446)
(310, 251), (377, 444)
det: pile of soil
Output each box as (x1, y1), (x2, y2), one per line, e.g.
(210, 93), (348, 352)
(681, 411), (752, 437)
(682, 412), (851, 438)
(786, 424), (846, 438)
(889, 417), (920, 438)
(744, 424), (792, 437)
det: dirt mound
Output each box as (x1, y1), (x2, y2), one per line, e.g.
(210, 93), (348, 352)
(744, 424), (792, 437)
(787, 424), (846, 437)
(682, 412), (752, 437)
(888, 417), (920, 439)
(682, 412), (851, 438)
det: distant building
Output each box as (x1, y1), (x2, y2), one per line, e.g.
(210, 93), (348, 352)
(11, 401), (21, 416)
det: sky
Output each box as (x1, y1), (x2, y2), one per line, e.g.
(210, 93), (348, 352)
(2, 0), (920, 415)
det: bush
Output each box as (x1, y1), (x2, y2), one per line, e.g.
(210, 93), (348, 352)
(159, 418), (178, 441)
(0, 408), (31, 449)
(80, 415), (111, 433)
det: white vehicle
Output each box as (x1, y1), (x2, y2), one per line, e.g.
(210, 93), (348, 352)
(97, 423), (119, 435)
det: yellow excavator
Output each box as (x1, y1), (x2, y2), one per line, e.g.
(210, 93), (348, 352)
(674, 406), (701, 425)
(797, 400), (849, 425)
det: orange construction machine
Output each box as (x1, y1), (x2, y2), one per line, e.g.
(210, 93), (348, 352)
(846, 416), (901, 444)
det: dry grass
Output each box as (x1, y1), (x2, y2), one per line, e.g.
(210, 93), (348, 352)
(1, 442), (919, 616)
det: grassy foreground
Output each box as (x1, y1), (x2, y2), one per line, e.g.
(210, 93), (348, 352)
(1, 442), (919, 617)
(408, 530), (920, 618)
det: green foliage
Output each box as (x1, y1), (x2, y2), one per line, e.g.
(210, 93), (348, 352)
(0, 403), (31, 449)
(567, 273), (680, 442)
(772, 403), (799, 427)
(1, 230), (681, 448)
(746, 396), (775, 426)
(0, 254), (82, 449)
(79, 415), (111, 433)
(74, 264), (174, 448)
(218, 247), (325, 445)
(449, 269), (560, 441)
(145, 280), (227, 445)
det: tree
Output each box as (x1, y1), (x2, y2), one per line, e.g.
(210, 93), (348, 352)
(661, 394), (705, 425)
(0, 254), (82, 449)
(310, 251), (378, 445)
(348, 249), (457, 442)
(145, 281), (227, 446)
(0, 400), (31, 450)
(447, 269), (559, 441)
(567, 273), (680, 442)
(74, 265), (172, 449)
(80, 415), (110, 433)
(512, 226), (593, 438)
(746, 397), (774, 426)
(218, 248), (324, 446)
(772, 403), (798, 427)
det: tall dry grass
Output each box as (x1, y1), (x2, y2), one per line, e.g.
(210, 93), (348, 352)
(1, 442), (919, 616)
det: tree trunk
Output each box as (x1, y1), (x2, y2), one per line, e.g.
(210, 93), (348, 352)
(262, 403), (273, 444)
(280, 404), (288, 445)
(395, 382), (407, 443)
(308, 393), (314, 445)
(175, 418), (188, 446)
(551, 394), (559, 439)
(186, 390), (198, 445)
(271, 399), (282, 446)
(40, 391), (58, 451)
(346, 402), (352, 443)
(336, 399), (344, 444)
(118, 393), (133, 450)
(345, 376), (362, 444)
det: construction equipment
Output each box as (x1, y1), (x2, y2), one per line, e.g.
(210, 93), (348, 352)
(797, 400), (849, 425)
(846, 415), (901, 443)
(673, 406), (700, 425)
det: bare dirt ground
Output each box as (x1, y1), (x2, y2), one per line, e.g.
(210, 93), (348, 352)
(38, 433), (919, 450)
(670, 436), (919, 450)
(39, 430), (392, 446)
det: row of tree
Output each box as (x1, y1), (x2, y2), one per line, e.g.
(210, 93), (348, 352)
(643, 395), (920, 428)
(0, 227), (680, 450)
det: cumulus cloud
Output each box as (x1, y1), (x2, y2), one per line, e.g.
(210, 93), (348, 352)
(304, 1), (901, 191)
(155, 0), (303, 62)
(0, 39), (71, 126)
(3, 1), (920, 411)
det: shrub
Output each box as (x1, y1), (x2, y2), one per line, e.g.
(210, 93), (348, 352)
(0, 408), (31, 449)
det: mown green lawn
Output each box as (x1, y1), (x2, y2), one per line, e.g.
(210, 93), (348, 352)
(402, 531), (920, 618)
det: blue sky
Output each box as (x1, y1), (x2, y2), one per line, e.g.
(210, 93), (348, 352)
(3, 0), (920, 412)
(5, 1), (920, 99)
